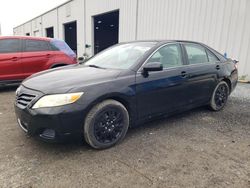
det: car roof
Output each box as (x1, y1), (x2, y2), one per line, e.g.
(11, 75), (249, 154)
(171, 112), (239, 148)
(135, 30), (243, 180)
(121, 40), (206, 45)
(0, 37), (205, 45)
(0, 36), (51, 41)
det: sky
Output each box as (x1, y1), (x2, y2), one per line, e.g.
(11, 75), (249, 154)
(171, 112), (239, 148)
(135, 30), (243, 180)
(0, 0), (68, 35)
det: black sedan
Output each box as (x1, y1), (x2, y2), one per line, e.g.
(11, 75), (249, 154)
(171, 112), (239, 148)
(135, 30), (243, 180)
(14, 40), (238, 149)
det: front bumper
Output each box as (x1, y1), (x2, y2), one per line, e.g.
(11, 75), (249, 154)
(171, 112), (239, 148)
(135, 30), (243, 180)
(14, 85), (87, 142)
(15, 104), (86, 142)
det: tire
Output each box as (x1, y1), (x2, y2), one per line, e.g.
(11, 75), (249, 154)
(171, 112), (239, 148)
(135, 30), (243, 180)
(84, 99), (129, 149)
(51, 64), (67, 69)
(209, 81), (229, 111)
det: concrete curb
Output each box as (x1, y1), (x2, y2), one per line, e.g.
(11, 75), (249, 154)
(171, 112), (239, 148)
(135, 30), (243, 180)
(238, 80), (250, 83)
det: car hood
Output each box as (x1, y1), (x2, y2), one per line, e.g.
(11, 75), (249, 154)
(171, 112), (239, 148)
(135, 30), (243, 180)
(22, 65), (122, 94)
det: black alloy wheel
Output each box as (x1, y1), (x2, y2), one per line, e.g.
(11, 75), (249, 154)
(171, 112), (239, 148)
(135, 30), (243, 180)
(94, 108), (124, 144)
(214, 84), (228, 108)
(84, 100), (129, 149)
(210, 81), (229, 111)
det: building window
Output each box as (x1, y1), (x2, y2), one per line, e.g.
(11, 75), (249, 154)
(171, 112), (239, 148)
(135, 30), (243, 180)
(46, 27), (54, 38)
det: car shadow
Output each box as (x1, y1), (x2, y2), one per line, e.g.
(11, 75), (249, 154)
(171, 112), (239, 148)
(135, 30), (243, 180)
(126, 106), (210, 136)
(26, 134), (90, 154)
(28, 106), (211, 153)
(0, 85), (19, 93)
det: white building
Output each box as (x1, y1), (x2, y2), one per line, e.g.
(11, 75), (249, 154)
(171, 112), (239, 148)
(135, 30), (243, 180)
(13, 0), (250, 79)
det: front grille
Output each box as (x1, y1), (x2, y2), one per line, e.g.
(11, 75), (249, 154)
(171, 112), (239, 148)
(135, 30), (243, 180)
(16, 93), (36, 108)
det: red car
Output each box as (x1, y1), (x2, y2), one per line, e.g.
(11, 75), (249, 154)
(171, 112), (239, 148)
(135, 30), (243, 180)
(0, 36), (77, 86)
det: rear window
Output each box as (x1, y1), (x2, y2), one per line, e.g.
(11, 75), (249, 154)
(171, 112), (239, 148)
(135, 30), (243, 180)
(0, 39), (21, 53)
(25, 40), (51, 52)
(184, 43), (208, 64)
(50, 39), (76, 57)
(207, 50), (219, 62)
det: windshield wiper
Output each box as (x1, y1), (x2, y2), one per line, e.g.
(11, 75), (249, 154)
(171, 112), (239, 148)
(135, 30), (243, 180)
(87, 64), (105, 69)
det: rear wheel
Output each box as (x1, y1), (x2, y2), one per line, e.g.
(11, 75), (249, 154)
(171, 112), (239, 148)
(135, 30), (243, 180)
(84, 100), (129, 149)
(51, 64), (67, 69)
(209, 81), (229, 111)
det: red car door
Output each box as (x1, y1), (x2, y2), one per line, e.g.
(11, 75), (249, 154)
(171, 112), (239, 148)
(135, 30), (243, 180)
(0, 38), (23, 81)
(21, 39), (54, 77)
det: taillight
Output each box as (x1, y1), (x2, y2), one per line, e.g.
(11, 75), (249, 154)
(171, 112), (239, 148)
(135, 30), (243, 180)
(233, 60), (239, 70)
(234, 63), (238, 70)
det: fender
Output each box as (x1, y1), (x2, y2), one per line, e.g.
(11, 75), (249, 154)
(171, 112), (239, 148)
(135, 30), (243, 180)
(84, 92), (137, 127)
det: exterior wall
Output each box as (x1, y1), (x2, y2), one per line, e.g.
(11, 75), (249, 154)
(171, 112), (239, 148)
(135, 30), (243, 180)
(57, 0), (85, 56)
(23, 22), (32, 35)
(13, 26), (22, 35)
(136, 0), (250, 78)
(13, 0), (250, 78)
(42, 9), (58, 38)
(31, 17), (42, 37)
(85, 0), (137, 55)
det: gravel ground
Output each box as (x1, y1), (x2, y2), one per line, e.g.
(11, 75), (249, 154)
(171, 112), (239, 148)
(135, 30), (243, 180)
(0, 83), (249, 188)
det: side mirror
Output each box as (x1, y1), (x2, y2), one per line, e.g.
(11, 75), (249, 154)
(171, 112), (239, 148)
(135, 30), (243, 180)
(143, 62), (163, 72)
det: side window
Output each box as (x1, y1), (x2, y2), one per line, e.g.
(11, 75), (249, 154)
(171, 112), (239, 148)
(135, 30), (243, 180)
(25, 40), (51, 52)
(184, 44), (208, 64)
(207, 50), (219, 62)
(0, 39), (21, 53)
(148, 44), (183, 68)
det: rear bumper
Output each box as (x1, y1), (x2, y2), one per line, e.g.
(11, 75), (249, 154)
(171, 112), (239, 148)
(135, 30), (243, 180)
(231, 70), (238, 93)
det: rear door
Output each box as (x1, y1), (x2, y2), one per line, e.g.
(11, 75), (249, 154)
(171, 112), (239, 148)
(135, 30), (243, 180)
(21, 39), (54, 77)
(0, 38), (22, 81)
(182, 43), (220, 105)
(136, 43), (189, 119)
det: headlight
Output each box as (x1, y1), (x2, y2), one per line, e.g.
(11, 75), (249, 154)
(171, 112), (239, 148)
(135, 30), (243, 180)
(32, 92), (83, 109)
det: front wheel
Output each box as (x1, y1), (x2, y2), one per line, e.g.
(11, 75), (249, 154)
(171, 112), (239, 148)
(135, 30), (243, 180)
(209, 81), (229, 111)
(84, 99), (129, 149)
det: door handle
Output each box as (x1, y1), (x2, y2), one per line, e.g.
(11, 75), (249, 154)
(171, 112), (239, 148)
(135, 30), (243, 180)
(216, 65), (220, 70)
(46, 54), (51, 58)
(181, 71), (187, 78)
(11, 57), (18, 61)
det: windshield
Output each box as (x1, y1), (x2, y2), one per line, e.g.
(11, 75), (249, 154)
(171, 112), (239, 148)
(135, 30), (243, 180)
(85, 42), (156, 69)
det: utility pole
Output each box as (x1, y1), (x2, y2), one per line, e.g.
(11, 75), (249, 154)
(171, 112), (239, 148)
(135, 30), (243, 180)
(0, 23), (2, 36)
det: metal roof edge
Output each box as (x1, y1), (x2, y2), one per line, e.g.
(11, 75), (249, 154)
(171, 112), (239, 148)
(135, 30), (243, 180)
(13, 0), (73, 29)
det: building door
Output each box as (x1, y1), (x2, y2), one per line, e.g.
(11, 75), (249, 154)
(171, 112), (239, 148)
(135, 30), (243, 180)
(64, 21), (77, 54)
(46, 27), (54, 38)
(93, 10), (119, 54)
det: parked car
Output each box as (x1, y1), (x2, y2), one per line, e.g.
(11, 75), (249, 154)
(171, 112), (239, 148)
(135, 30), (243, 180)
(14, 40), (238, 149)
(0, 36), (77, 86)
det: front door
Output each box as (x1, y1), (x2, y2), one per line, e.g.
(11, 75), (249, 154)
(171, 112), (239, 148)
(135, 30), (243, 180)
(136, 43), (189, 119)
